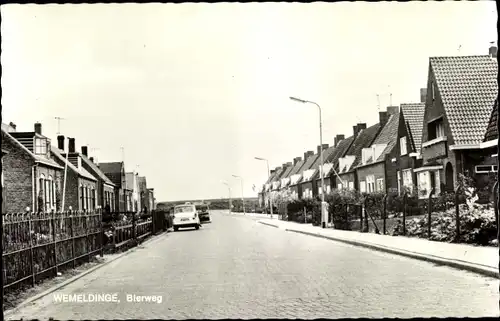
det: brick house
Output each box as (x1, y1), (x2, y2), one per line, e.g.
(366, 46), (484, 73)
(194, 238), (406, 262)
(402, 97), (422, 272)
(296, 151), (319, 199)
(479, 98), (499, 197)
(418, 51), (498, 198)
(398, 99), (426, 195)
(2, 148), (9, 213)
(355, 107), (403, 195)
(2, 123), (64, 213)
(99, 162), (130, 212)
(79, 146), (117, 212)
(51, 137), (98, 211)
(337, 123), (382, 191)
(303, 144), (332, 197)
(278, 162), (294, 192)
(138, 176), (154, 212)
(125, 172), (141, 212)
(323, 134), (356, 191)
(283, 156), (306, 200)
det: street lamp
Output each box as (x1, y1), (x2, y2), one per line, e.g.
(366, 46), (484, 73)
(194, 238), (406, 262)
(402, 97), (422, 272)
(232, 175), (246, 215)
(290, 96), (328, 228)
(254, 157), (274, 218)
(221, 180), (232, 214)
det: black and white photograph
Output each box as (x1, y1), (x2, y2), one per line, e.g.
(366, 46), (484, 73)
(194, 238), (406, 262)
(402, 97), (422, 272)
(1, 1), (498, 319)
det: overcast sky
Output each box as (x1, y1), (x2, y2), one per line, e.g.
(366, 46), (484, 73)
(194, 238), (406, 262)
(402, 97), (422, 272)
(1, 2), (497, 202)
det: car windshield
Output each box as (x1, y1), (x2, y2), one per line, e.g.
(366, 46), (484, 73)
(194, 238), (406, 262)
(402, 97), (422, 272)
(198, 206), (208, 211)
(174, 205), (195, 213)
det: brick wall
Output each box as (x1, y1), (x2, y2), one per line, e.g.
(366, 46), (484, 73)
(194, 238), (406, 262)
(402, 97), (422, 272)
(339, 171), (356, 190)
(356, 162), (386, 192)
(2, 134), (35, 212)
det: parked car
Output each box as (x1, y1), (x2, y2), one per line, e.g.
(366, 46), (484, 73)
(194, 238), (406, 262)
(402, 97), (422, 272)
(172, 203), (201, 231)
(197, 204), (211, 223)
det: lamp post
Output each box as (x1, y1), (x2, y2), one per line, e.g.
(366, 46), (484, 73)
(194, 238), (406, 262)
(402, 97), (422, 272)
(254, 157), (273, 218)
(232, 175), (246, 215)
(290, 96), (328, 228)
(221, 180), (232, 214)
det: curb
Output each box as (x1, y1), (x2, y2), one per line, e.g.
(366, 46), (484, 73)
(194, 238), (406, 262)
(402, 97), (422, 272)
(4, 231), (170, 317)
(258, 221), (280, 228)
(285, 228), (498, 279)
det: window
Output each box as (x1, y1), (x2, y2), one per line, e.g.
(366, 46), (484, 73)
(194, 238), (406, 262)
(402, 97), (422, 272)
(397, 171), (401, 195)
(80, 185), (85, 210)
(475, 165), (498, 173)
(34, 138), (48, 155)
(318, 186), (323, 196)
(376, 178), (384, 192)
(337, 183), (343, 190)
(366, 175), (375, 193)
(427, 118), (444, 140)
(400, 137), (407, 155)
(360, 181), (366, 193)
(431, 81), (435, 101)
(326, 185), (331, 194)
(402, 169), (413, 194)
(348, 182), (354, 190)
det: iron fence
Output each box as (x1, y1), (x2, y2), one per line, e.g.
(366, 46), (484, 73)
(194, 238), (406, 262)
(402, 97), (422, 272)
(2, 210), (103, 293)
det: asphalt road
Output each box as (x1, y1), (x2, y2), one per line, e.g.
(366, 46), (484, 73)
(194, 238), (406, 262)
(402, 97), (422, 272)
(7, 210), (498, 319)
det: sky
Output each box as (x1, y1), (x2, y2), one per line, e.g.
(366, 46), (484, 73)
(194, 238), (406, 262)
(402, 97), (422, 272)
(1, 2), (497, 202)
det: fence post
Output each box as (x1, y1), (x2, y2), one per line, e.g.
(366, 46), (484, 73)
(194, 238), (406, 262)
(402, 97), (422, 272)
(70, 210), (76, 269)
(455, 186), (462, 242)
(428, 188), (435, 239)
(362, 197), (368, 233)
(99, 209), (104, 257)
(383, 194), (388, 235)
(28, 212), (36, 287)
(132, 212), (137, 245)
(51, 210), (58, 276)
(403, 192), (407, 236)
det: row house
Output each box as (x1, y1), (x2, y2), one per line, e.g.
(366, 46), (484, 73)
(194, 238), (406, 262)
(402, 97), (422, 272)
(285, 156), (306, 200)
(138, 176), (156, 212)
(324, 134), (356, 191)
(417, 51), (498, 198)
(278, 162), (294, 192)
(1, 123), (64, 213)
(125, 171), (141, 212)
(51, 136), (98, 211)
(99, 162), (132, 212)
(289, 151), (315, 199)
(337, 123), (381, 191)
(79, 146), (117, 212)
(303, 144), (330, 196)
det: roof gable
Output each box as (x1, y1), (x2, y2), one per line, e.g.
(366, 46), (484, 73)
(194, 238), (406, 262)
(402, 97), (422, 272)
(325, 136), (355, 167)
(371, 112), (400, 162)
(288, 159), (306, 177)
(80, 154), (115, 186)
(51, 147), (97, 181)
(430, 55), (498, 145)
(401, 103), (425, 154)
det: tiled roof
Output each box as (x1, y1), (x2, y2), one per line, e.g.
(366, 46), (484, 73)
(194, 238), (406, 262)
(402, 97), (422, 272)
(484, 99), (498, 142)
(310, 146), (337, 171)
(300, 153), (320, 174)
(325, 136), (355, 170)
(401, 103), (425, 153)
(99, 162), (124, 187)
(372, 112), (400, 162)
(280, 165), (294, 179)
(80, 154), (115, 186)
(430, 55), (498, 145)
(51, 147), (97, 181)
(341, 123), (381, 172)
(270, 167), (287, 183)
(288, 159), (306, 177)
(1, 129), (63, 169)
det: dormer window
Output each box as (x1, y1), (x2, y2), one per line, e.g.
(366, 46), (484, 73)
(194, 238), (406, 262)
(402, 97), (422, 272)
(34, 137), (49, 155)
(400, 136), (408, 155)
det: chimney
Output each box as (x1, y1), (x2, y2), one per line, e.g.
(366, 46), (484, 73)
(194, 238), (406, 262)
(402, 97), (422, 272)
(387, 106), (399, 115)
(57, 135), (65, 151)
(68, 138), (76, 153)
(307, 150), (314, 158)
(334, 134), (345, 147)
(379, 111), (389, 127)
(286, 162), (293, 167)
(81, 146), (88, 157)
(353, 125), (359, 136)
(89, 157), (94, 163)
(489, 45), (497, 58)
(357, 123), (367, 131)
(270, 169), (276, 175)
(9, 122), (16, 131)
(293, 157), (302, 165)
(420, 88), (427, 103)
(34, 123), (42, 135)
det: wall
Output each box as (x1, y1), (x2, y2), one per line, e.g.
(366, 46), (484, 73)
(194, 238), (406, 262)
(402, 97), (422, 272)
(2, 134), (35, 212)
(339, 171), (356, 190)
(356, 162), (386, 193)
(36, 165), (63, 212)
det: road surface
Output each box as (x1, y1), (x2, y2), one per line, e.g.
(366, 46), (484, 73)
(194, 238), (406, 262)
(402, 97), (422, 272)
(6, 210), (498, 319)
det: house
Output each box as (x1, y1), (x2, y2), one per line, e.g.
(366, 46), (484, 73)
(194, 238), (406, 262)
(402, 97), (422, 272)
(479, 98), (499, 196)
(99, 161), (131, 212)
(148, 188), (156, 211)
(79, 146), (117, 212)
(287, 156), (306, 200)
(270, 166), (287, 193)
(302, 144), (332, 197)
(262, 168), (280, 209)
(337, 123), (382, 192)
(1, 123), (64, 213)
(125, 172), (141, 212)
(51, 137), (98, 211)
(296, 151), (319, 199)
(355, 106), (402, 195)
(323, 134), (356, 191)
(418, 49), (498, 198)
(138, 176), (153, 212)
(279, 162), (294, 192)
(398, 97), (426, 195)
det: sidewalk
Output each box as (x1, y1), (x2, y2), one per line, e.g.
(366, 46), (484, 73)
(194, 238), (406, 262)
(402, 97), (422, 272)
(226, 211), (280, 220)
(257, 218), (498, 279)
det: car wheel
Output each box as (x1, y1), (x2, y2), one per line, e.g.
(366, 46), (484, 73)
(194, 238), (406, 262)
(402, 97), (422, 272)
(174, 226), (179, 232)
(195, 224), (200, 230)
